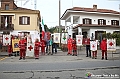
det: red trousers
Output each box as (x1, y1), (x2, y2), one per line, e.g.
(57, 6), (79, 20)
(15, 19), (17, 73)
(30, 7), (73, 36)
(41, 46), (45, 55)
(102, 50), (107, 58)
(20, 49), (26, 58)
(92, 51), (97, 58)
(34, 50), (39, 58)
(8, 45), (12, 55)
(68, 49), (72, 55)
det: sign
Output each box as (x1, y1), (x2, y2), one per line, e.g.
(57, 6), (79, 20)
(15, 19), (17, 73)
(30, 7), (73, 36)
(107, 39), (116, 51)
(3, 34), (11, 46)
(12, 39), (20, 52)
(26, 34), (34, 57)
(76, 35), (83, 46)
(61, 33), (68, 44)
(90, 40), (97, 51)
(54, 33), (60, 43)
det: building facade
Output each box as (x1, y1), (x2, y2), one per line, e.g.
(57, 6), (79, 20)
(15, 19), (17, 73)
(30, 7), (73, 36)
(0, 0), (41, 36)
(0, 0), (41, 52)
(61, 5), (120, 40)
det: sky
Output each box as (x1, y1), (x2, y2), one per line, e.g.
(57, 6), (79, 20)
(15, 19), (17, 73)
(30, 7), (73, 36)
(16, 0), (120, 28)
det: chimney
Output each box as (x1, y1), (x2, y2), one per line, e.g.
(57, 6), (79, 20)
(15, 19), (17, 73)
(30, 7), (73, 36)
(93, 5), (97, 10)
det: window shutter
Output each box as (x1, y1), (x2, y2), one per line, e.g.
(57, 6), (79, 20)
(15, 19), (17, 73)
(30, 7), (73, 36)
(89, 19), (92, 24)
(111, 20), (113, 25)
(9, 16), (12, 24)
(1, 16), (4, 24)
(19, 17), (22, 25)
(116, 20), (119, 26)
(103, 20), (106, 25)
(27, 17), (30, 25)
(83, 19), (85, 24)
(98, 19), (100, 25)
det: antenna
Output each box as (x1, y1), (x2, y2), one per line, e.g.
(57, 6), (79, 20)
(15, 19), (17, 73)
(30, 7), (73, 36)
(34, 0), (36, 9)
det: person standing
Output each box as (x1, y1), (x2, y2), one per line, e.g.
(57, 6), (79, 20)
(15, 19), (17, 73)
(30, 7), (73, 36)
(91, 39), (98, 59)
(72, 38), (77, 56)
(100, 37), (107, 60)
(52, 35), (57, 54)
(40, 37), (46, 55)
(0, 41), (2, 52)
(48, 35), (53, 55)
(67, 35), (73, 55)
(34, 38), (40, 59)
(84, 37), (91, 57)
(19, 37), (26, 60)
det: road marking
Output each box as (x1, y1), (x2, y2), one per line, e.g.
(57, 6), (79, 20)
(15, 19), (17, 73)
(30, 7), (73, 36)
(0, 57), (8, 61)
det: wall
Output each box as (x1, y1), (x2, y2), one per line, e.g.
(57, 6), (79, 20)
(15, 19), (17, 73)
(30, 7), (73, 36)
(12, 13), (39, 32)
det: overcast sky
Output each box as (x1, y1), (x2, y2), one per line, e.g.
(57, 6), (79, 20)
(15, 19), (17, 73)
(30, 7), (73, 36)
(16, 0), (120, 28)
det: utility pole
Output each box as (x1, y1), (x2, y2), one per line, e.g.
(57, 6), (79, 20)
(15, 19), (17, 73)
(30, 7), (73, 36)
(59, 0), (61, 47)
(59, 0), (61, 32)
(0, 0), (1, 26)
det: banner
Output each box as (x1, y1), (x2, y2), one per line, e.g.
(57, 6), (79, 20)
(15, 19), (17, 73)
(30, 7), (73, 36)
(107, 39), (116, 51)
(3, 34), (11, 46)
(90, 40), (97, 51)
(76, 35), (83, 46)
(26, 34), (34, 57)
(12, 39), (20, 52)
(54, 33), (60, 43)
(61, 33), (68, 44)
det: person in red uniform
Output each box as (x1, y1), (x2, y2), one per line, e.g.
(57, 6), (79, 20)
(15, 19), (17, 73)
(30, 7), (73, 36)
(8, 35), (12, 56)
(19, 37), (26, 60)
(24, 36), (27, 55)
(100, 37), (107, 60)
(34, 38), (40, 59)
(72, 38), (77, 56)
(67, 35), (73, 55)
(40, 37), (46, 55)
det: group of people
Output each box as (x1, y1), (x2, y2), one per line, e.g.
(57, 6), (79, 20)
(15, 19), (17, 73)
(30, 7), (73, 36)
(83, 37), (108, 60)
(67, 35), (108, 60)
(18, 34), (58, 60)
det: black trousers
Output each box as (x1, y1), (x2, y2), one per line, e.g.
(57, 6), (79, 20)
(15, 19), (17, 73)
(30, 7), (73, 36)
(86, 45), (91, 57)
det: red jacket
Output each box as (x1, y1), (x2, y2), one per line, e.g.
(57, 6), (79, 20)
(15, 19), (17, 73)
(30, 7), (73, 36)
(72, 39), (77, 50)
(34, 42), (40, 50)
(82, 38), (90, 45)
(19, 40), (26, 50)
(100, 40), (107, 50)
(40, 39), (46, 47)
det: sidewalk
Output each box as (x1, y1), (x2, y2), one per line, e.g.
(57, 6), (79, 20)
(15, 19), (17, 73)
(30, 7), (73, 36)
(0, 47), (120, 62)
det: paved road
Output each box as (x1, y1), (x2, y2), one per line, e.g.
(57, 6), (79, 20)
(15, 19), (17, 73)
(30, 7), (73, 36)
(0, 49), (120, 79)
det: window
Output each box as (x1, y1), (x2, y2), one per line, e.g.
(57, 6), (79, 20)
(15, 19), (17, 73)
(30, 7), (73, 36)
(83, 18), (92, 24)
(5, 4), (9, 10)
(19, 16), (30, 25)
(111, 20), (119, 26)
(98, 19), (106, 25)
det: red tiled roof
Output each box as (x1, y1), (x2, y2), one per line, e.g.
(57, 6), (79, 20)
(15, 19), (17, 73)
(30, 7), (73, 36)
(68, 7), (119, 14)
(15, 7), (36, 11)
(73, 24), (120, 29)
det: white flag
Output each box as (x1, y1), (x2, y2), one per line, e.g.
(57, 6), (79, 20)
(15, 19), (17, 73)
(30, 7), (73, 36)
(107, 39), (116, 51)
(90, 40), (97, 51)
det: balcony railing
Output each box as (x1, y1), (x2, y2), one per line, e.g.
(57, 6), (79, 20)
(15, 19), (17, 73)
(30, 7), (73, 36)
(0, 24), (14, 31)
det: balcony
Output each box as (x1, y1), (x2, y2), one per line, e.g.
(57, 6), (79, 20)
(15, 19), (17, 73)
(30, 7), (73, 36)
(0, 24), (14, 31)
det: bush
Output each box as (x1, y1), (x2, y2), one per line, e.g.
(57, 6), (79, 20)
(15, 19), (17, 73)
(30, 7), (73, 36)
(105, 32), (120, 46)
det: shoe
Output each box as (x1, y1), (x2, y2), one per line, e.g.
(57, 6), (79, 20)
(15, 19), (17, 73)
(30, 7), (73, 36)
(105, 57), (108, 60)
(95, 58), (97, 59)
(101, 57), (104, 60)
(92, 57), (94, 59)
(86, 56), (88, 57)
(19, 57), (22, 60)
(23, 57), (25, 60)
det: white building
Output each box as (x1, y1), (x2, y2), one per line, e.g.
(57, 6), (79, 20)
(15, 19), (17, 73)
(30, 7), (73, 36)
(61, 5), (120, 40)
